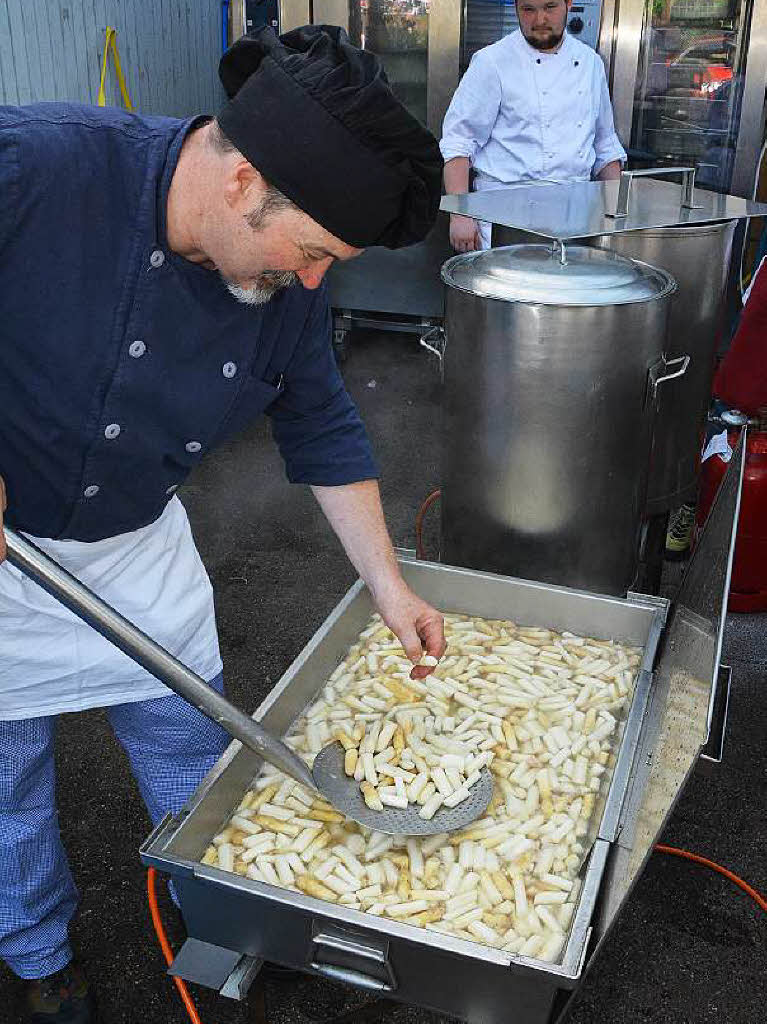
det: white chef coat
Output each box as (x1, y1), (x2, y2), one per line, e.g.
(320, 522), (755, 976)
(0, 497), (222, 720)
(441, 30), (626, 246)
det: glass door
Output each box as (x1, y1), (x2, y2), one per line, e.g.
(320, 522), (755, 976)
(347, 0), (431, 125)
(629, 0), (753, 191)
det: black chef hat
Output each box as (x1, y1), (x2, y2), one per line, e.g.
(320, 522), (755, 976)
(217, 24), (443, 249)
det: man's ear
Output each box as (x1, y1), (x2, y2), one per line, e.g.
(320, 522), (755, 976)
(223, 160), (266, 211)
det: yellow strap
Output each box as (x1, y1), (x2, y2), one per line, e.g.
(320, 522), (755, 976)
(98, 26), (133, 111)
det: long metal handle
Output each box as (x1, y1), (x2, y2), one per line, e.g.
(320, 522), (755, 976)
(608, 166), (702, 219)
(3, 528), (317, 792)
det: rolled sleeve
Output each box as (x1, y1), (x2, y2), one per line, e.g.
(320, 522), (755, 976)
(440, 54), (502, 165)
(592, 68), (626, 175)
(268, 284), (379, 486)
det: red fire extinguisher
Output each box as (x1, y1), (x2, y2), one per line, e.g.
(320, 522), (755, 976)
(694, 424), (767, 612)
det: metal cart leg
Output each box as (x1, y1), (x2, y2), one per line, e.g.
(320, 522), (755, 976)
(639, 512), (669, 595)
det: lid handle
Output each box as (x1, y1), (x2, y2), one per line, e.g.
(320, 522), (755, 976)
(607, 167), (703, 220)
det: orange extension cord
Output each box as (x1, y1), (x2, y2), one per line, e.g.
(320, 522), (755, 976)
(655, 845), (767, 911)
(146, 868), (203, 1024)
(415, 488), (441, 559)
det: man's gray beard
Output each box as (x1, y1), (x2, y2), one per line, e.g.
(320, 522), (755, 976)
(223, 269), (298, 305)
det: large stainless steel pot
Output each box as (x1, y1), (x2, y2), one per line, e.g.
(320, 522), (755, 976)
(591, 221), (736, 513)
(439, 243), (677, 595)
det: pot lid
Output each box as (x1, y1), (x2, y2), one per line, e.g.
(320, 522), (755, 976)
(442, 244), (675, 306)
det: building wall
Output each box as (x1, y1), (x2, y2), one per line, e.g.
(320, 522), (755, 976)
(0, 0), (225, 116)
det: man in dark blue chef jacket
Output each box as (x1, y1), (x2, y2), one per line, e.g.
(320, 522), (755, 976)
(0, 25), (444, 1022)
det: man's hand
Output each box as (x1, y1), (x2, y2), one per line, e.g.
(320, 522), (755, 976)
(450, 213), (481, 253)
(596, 160), (622, 181)
(373, 581), (446, 680)
(310, 480), (447, 679)
(0, 475), (6, 561)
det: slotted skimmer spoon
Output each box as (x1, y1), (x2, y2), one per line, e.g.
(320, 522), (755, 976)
(5, 528), (493, 835)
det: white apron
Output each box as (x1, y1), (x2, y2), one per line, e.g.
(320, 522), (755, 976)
(0, 497), (222, 720)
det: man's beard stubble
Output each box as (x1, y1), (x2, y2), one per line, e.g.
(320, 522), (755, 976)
(223, 268), (298, 306)
(524, 25), (566, 50)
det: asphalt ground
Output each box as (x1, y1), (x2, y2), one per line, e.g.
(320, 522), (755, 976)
(2, 329), (765, 1024)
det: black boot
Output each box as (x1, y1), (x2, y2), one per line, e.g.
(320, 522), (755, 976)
(24, 962), (96, 1023)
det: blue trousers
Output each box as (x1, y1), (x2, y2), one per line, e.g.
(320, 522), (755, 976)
(0, 674), (229, 980)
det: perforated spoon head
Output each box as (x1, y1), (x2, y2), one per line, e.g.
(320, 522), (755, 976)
(311, 742), (494, 836)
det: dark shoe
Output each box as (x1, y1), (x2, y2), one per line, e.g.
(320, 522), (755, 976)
(24, 962), (96, 1023)
(665, 502), (696, 560)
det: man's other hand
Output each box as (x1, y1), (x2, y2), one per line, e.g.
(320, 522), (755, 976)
(450, 214), (481, 253)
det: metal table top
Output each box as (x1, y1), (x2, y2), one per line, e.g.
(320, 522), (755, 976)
(440, 177), (767, 241)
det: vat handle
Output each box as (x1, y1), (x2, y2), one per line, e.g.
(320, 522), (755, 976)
(310, 927), (397, 993)
(607, 166), (703, 219)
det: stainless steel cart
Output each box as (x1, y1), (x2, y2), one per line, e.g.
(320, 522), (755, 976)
(141, 432), (743, 1024)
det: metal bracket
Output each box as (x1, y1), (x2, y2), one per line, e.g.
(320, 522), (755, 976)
(699, 664), (732, 770)
(168, 937), (264, 1001)
(220, 954), (265, 1001)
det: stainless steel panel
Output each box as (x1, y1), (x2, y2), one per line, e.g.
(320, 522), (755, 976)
(232, 0), (247, 40)
(592, 219), (736, 511)
(328, 218), (452, 319)
(597, 0), (618, 79)
(591, 431), (745, 945)
(731, 0), (767, 196)
(326, 0), (461, 320)
(313, 0), (349, 31)
(427, 0), (463, 137)
(441, 176), (767, 238)
(601, 0), (646, 144)
(440, 245), (673, 594)
(279, 0), (311, 33)
(142, 557), (667, 1024)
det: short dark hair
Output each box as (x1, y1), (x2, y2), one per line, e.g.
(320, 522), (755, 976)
(208, 119), (296, 229)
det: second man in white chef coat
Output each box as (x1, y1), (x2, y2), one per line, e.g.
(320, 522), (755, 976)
(441, 0), (626, 250)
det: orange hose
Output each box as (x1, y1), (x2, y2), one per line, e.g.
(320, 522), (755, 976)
(415, 488), (441, 559)
(654, 845), (767, 913)
(147, 867), (204, 1024)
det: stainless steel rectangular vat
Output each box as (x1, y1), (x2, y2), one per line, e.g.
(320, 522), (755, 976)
(141, 437), (744, 1024)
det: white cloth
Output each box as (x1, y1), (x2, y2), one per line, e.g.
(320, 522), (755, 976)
(0, 497), (222, 720)
(441, 30), (627, 248)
